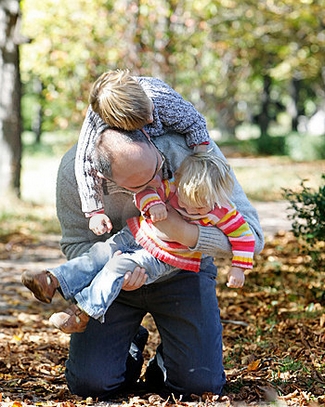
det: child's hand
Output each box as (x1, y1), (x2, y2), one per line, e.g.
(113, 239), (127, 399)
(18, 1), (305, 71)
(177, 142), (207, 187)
(227, 266), (246, 288)
(89, 214), (113, 235)
(149, 204), (168, 223)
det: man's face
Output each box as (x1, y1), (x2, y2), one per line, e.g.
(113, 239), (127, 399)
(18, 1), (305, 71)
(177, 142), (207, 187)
(110, 141), (164, 192)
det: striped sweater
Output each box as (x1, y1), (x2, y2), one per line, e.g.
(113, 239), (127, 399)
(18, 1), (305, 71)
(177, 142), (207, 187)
(127, 178), (255, 273)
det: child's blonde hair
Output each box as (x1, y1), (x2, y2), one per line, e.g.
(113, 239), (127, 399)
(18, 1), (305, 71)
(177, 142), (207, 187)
(174, 152), (234, 209)
(89, 69), (153, 130)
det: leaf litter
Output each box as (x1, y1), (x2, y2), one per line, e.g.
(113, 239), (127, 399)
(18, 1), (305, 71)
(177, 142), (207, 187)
(0, 231), (324, 407)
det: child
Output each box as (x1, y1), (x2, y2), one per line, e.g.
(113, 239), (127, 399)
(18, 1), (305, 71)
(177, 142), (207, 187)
(76, 69), (210, 236)
(22, 151), (255, 334)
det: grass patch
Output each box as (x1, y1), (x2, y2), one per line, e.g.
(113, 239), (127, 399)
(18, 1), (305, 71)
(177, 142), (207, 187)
(0, 201), (61, 240)
(226, 156), (325, 201)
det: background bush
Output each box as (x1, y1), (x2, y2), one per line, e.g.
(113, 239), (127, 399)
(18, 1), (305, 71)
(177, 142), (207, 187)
(283, 174), (325, 266)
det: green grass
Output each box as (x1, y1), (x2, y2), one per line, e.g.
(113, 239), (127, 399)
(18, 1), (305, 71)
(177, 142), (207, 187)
(21, 131), (77, 205)
(0, 199), (62, 239)
(226, 155), (325, 201)
(278, 357), (305, 373)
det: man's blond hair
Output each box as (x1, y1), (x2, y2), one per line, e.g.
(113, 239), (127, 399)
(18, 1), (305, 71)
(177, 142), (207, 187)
(174, 153), (234, 209)
(89, 69), (152, 130)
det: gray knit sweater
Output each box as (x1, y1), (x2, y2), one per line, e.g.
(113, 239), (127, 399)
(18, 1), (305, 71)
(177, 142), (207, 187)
(57, 131), (264, 262)
(75, 77), (210, 216)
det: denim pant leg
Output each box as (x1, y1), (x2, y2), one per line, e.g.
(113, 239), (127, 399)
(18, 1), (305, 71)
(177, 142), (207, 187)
(143, 258), (226, 396)
(74, 247), (175, 322)
(50, 228), (132, 300)
(65, 258), (225, 399)
(49, 240), (116, 299)
(65, 300), (147, 399)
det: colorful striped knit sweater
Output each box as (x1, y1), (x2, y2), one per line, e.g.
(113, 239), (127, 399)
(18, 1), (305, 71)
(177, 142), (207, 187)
(127, 178), (255, 273)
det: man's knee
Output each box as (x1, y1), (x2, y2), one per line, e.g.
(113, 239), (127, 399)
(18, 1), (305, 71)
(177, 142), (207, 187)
(65, 328), (147, 399)
(147, 347), (226, 397)
(65, 365), (116, 398)
(168, 367), (226, 396)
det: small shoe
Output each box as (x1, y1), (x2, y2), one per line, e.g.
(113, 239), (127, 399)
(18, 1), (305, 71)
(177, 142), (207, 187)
(133, 326), (149, 353)
(49, 304), (90, 334)
(145, 344), (166, 391)
(22, 270), (59, 304)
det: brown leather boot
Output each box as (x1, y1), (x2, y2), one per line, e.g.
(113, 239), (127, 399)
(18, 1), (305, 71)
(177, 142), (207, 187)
(22, 270), (59, 303)
(49, 304), (90, 334)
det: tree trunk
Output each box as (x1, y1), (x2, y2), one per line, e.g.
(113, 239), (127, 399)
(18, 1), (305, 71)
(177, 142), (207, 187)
(258, 75), (272, 138)
(32, 78), (44, 144)
(0, 0), (22, 199)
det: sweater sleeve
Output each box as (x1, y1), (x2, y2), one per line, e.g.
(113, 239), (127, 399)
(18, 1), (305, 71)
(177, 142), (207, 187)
(75, 106), (109, 215)
(216, 204), (255, 269)
(139, 77), (210, 147)
(193, 201), (262, 259)
(57, 145), (108, 260)
(135, 187), (166, 215)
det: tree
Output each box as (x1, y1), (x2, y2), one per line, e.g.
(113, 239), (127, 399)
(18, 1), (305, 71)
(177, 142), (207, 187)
(20, 0), (325, 143)
(0, 0), (23, 198)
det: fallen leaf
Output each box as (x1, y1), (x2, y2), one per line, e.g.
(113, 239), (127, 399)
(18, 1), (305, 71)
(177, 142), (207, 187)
(247, 359), (262, 372)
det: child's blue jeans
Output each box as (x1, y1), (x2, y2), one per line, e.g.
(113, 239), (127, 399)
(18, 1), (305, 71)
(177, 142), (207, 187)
(50, 226), (178, 321)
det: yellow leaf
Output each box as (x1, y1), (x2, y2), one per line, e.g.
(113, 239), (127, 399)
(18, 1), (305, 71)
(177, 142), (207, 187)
(247, 359), (262, 371)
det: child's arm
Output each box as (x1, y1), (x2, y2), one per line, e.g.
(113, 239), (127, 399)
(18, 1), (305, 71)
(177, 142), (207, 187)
(138, 77), (210, 148)
(75, 106), (109, 216)
(212, 203), (256, 270)
(89, 213), (113, 236)
(134, 186), (167, 223)
(227, 266), (246, 288)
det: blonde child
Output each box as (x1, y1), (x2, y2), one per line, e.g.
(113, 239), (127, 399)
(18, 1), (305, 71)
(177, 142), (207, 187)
(22, 150), (255, 334)
(76, 69), (209, 236)
(129, 152), (255, 287)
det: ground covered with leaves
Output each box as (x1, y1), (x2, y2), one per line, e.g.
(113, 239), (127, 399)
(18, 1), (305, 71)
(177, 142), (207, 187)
(0, 230), (324, 407)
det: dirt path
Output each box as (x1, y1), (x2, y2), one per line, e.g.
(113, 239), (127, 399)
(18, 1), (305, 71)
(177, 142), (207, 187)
(252, 200), (292, 238)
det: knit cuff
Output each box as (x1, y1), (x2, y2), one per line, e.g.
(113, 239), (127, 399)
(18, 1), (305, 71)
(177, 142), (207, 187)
(191, 225), (232, 257)
(85, 208), (105, 218)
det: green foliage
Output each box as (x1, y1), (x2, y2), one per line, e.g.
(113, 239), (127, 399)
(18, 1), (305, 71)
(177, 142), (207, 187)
(283, 175), (325, 266)
(278, 357), (304, 373)
(22, 130), (77, 157)
(254, 134), (287, 156)
(19, 0), (325, 139)
(285, 133), (325, 161)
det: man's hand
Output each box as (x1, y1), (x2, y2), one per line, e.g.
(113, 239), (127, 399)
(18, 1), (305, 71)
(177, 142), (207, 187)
(122, 267), (148, 291)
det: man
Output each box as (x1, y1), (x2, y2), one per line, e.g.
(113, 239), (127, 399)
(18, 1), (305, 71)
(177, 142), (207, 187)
(56, 128), (264, 399)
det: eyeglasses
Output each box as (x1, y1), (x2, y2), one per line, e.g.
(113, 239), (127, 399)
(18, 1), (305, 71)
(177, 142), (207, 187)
(105, 140), (166, 192)
(122, 148), (165, 192)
